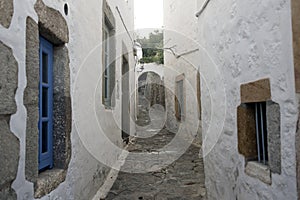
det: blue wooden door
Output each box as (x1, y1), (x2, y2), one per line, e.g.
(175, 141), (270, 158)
(39, 37), (53, 170)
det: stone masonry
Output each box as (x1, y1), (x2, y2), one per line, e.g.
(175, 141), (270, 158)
(0, 0), (14, 28)
(0, 41), (19, 199)
(105, 95), (206, 200)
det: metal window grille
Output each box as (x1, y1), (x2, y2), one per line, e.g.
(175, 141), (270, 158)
(254, 102), (268, 165)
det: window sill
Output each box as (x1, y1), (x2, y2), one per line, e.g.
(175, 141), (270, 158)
(34, 168), (66, 198)
(245, 161), (271, 185)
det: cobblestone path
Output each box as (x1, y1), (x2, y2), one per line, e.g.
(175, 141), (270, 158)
(105, 96), (206, 200)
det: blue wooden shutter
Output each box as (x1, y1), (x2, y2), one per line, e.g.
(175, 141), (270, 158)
(38, 37), (54, 170)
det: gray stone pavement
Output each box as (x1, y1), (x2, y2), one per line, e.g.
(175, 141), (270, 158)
(104, 96), (206, 200)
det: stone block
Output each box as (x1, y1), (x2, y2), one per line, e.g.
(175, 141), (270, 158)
(0, 0), (13, 28)
(24, 17), (39, 183)
(292, 0), (300, 92)
(266, 101), (281, 174)
(53, 96), (71, 169)
(245, 161), (271, 185)
(25, 17), (39, 89)
(240, 78), (271, 103)
(23, 88), (39, 105)
(237, 104), (257, 158)
(25, 105), (39, 182)
(34, 0), (69, 45)
(0, 41), (18, 115)
(53, 46), (70, 96)
(0, 120), (20, 187)
(0, 184), (17, 200)
(34, 169), (66, 198)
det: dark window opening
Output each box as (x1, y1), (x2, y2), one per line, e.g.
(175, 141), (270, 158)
(42, 122), (48, 153)
(175, 79), (184, 121)
(254, 102), (268, 165)
(102, 15), (115, 108)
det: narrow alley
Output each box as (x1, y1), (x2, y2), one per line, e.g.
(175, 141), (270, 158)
(106, 95), (206, 200)
(1, 0), (300, 199)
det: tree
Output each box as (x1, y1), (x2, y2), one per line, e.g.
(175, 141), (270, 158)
(137, 30), (164, 64)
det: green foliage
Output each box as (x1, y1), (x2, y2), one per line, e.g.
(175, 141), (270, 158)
(137, 30), (164, 64)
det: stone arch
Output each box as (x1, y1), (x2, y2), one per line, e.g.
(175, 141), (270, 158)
(137, 63), (164, 81)
(138, 71), (165, 108)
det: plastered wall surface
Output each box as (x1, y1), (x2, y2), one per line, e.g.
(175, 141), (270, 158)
(164, 0), (298, 199)
(0, 0), (135, 199)
(197, 0), (297, 199)
(163, 0), (200, 134)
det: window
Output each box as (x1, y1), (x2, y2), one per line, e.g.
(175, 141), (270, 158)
(39, 36), (53, 171)
(103, 24), (110, 105)
(25, 13), (71, 198)
(237, 78), (281, 184)
(102, 2), (116, 108)
(175, 74), (185, 121)
(102, 21), (115, 108)
(240, 102), (268, 165)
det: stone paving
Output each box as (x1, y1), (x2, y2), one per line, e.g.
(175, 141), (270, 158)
(104, 95), (206, 200)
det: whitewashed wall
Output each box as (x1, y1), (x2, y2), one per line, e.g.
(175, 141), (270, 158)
(163, 0), (201, 137)
(164, 0), (298, 199)
(197, 0), (298, 199)
(136, 63), (164, 81)
(0, 0), (135, 199)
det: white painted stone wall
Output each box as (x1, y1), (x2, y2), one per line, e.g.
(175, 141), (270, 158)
(164, 0), (299, 199)
(197, 0), (298, 199)
(0, 0), (135, 199)
(163, 0), (201, 135)
(136, 63), (164, 81)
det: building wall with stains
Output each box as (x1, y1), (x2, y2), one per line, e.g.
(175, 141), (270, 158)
(197, 0), (297, 199)
(164, 0), (299, 199)
(0, 0), (135, 199)
(163, 0), (201, 137)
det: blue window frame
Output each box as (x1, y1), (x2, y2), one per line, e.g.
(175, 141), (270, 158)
(39, 36), (54, 171)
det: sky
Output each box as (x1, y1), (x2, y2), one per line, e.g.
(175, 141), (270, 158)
(134, 0), (164, 30)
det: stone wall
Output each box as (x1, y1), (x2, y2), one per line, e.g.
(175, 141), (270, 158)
(164, 0), (298, 199)
(143, 72), (165, 107)
(0, 0), (135, 199)
(0, 41), (19, 199)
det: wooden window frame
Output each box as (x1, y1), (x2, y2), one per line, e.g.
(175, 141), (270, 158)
(102, 1), (116, 109)
(103, 23), (111, 105)
(39, 36), (54, 171)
